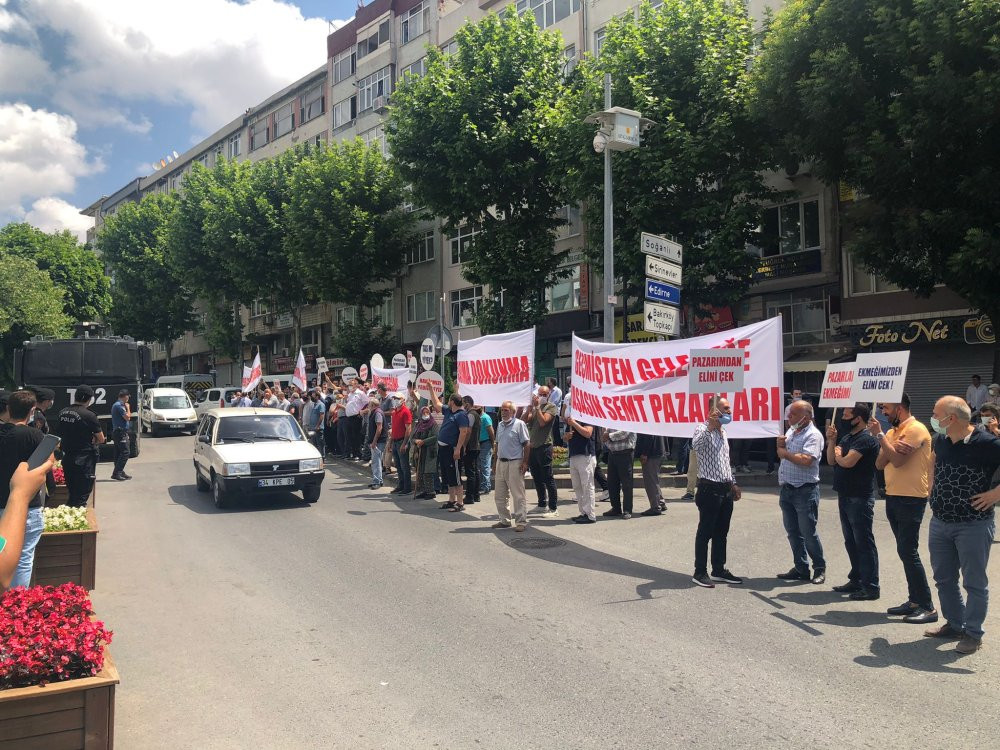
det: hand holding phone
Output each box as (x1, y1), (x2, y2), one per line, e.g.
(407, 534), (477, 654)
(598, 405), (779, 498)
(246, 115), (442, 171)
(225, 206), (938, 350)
(27, 434), (60, 471)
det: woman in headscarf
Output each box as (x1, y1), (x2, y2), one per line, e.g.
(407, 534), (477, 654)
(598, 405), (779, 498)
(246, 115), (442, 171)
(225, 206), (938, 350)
(410, 405), (439, 499)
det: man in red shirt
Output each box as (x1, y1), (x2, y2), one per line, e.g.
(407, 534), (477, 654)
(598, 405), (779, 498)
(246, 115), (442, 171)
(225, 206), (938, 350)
(389, 392), (413, 495)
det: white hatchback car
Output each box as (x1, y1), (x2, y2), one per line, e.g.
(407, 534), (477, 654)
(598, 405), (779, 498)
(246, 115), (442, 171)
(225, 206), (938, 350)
(141, 387), (199, 436)
(193, 407), (324, 509)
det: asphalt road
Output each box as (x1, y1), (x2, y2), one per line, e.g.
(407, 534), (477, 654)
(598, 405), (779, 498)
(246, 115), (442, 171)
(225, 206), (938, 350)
(90, 436), (999, 749)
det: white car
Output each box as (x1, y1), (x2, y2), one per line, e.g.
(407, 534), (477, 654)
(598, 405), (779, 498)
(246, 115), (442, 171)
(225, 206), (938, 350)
(193, 407), (324, 509)
(141, 387), (199, 436)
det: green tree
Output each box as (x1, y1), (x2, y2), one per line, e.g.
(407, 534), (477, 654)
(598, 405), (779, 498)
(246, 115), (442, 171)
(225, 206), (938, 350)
(330, 317), (397, 369)
(285, 140), (413, 356)
(751, 0), (1000, 372)
(97, 193), (197, 364)
(0, 251), (72, 384)
(554, 0), (774, 328)
(0, 223), (110, 322)
(387, 7), (569, 333)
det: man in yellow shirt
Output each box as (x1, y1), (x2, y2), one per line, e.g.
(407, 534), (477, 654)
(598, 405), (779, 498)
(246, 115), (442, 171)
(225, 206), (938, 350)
(871, 394), (938, 624)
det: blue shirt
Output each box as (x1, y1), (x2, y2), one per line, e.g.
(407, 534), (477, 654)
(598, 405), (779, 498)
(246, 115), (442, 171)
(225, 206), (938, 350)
(304, 400), (325, 430)
(778, 422), (824, 486)
(479, 412), (493, 443)
(437, 406), (469, 447)
(111, 400), (129, 431)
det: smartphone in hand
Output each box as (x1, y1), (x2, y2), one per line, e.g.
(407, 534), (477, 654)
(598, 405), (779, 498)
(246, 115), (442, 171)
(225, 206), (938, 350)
(27, 434), (60, 471)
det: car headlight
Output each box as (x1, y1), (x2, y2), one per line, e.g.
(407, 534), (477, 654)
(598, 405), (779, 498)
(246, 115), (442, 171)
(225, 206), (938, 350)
(150, 411), (162, 420)
(225, 463), (251, 476)
(299, 458), (322, 472)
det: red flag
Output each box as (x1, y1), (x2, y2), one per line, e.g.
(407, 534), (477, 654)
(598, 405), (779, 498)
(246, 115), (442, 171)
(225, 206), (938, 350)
(291, 349), (307, 391)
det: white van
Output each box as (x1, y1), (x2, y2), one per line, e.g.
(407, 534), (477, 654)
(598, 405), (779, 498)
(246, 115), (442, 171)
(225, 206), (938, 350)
(141, 387), (199, 436)
(155, 374), (215, 402)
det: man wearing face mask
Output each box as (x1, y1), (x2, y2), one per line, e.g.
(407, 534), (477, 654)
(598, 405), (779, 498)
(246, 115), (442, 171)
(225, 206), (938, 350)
(690, 397), (742, 588)
(921, 396), (1000, 654)
(58, 386), (106, 508)
(523, 385), (559, 516)
(775, 399), (827, 584)
(826, 403), (880, 600)
(870, 394), (938, 624)
(984, 383), (1000, 410)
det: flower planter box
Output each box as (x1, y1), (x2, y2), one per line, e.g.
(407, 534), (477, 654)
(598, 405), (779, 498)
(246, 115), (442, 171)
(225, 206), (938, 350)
(46, 484), (70, 507)
(0, 650), (119, 750)
(30, 508), (98, 591)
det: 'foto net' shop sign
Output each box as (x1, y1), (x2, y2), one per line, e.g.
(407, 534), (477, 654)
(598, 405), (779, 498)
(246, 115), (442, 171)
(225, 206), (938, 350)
(569, 317), (784, 438)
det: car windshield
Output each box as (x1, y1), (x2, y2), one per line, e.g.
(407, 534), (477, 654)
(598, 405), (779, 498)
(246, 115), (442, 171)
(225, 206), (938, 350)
(215, 415), (303, 444)
(153, 395), (190, 409)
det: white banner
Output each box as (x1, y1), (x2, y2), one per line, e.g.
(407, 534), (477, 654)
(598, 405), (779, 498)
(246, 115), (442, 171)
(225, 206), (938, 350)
(371, 366), (410, 393)
(569, 317), (784, 438)
(456, 328), (535, 407)
(852, 350), (910, 404)
(819, 362), (857, 408)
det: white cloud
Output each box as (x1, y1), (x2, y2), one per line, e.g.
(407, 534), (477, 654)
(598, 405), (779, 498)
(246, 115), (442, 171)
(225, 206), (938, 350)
(14, 0), (347, 133)
(24, 196), (93, 242)
(0, 102), (103, 219)
(0, 43), (52, 95)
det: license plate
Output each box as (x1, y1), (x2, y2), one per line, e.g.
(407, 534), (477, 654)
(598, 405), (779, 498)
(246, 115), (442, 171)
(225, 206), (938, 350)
(258, 477), (294, 487)
(171, 424), (185, 429)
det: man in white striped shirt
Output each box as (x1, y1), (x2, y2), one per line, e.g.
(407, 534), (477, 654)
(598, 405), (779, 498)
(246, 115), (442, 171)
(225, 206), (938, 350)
(690, 397), (743, 588)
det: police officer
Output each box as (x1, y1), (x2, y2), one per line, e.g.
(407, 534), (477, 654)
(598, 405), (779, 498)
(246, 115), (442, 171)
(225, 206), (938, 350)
(28, 387), (55, 434)
(110, 388), (132, 481)
(58, 386), (106, 507)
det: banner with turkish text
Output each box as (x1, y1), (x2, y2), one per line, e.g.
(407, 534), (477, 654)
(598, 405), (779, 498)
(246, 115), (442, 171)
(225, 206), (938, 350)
(569, 317), (783, 438)
(371, 366), (410, 393)
(457, 328), (535, 407)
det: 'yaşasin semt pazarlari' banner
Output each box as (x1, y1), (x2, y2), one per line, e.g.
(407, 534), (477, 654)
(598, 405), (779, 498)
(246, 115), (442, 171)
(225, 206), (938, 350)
(371, 366), (410, 392)
(456, 327), (535, 407)
(569, 317), (784, 438)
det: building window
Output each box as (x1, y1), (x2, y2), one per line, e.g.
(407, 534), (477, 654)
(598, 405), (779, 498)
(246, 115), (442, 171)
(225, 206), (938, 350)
(401, 1), (430, 44)
(301, 83), (325, 124)
(441, 38), (458, 56)
(250, 118), (269, 150)
(357, 20), (390, 61)
(766, 290), (831, 348)
(451, 286), (484, 328)
(361, 124), (387, 156)
(545, 265), (581, 313)
(555, 204), (582, 239)
(333, 48), (356, 83)
(754, 198), (821, 257)
(358, 66), (391, 113)
(250, 299), (272, 318)
(406, 291), (436, 323)
(845, 252), (901, 296)
(333, 96), (357, 128)
(228, 132), (241, 158)
(563, 44), (577, 77)
(516, 0), (581, 30)
(169, 174), (180, 191)
(301, 326), (322, 355)
(449, 224), (479, 265)
(368, 297), (394, 327)
(408, 230), (435, 265)
(313, 133), (325, 148)
(274, 101), (294, 139)
(196, 153), (208, 167)
(594, 27), (606, 56)
(401, 57), (427, 80)
(336, 306), (357, 326)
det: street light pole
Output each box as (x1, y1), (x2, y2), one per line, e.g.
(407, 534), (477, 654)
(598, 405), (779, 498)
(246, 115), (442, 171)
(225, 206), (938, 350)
(602, 73), (614, 344)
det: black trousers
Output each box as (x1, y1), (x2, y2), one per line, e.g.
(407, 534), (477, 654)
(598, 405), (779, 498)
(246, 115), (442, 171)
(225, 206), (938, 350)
(112, 428), (130, 475)
(607, 449), (634, 513)
(64, 450), (97, 508)
(463, 449), (480, 502)
(529, 443), (558, 509)
(694, 480), (735, 575)
(885, 495), (934, 611)
(348, 415), (363, 458)
(594, 456), (608, 492)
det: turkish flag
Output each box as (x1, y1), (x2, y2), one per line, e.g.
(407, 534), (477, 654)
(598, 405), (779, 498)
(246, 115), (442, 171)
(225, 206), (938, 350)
(291, 348), (307, 391)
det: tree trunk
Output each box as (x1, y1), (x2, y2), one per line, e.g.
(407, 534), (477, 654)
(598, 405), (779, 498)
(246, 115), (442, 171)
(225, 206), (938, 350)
(293, 306), (302, 357)
(164, 339), (173, 375)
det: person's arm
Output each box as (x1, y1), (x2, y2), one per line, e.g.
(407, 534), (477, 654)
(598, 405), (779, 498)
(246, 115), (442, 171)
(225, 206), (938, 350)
(691, 424), (709, 451)
(565, 416), (592, 439)
(93, 428), (106, 445)
(487, 423), (496, 445)
(455, 423), (471, 459)
(402, 417), (412, 448)
(535, 404), (554, 427)
(429, 388), (443, 414)
(778, 432), (820, 467)
(1, 458), (53, 590)
(520, 434), (531, 474)
(833, 448), (864, 468)
(371, 413), (383, 446)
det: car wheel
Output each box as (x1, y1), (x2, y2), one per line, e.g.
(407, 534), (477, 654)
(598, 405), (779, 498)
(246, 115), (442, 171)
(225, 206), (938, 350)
(195, 465), (210, 492)
(212, 474), (228, 509)
(302, 486), (320, 504)
(141, 420), (148, 435)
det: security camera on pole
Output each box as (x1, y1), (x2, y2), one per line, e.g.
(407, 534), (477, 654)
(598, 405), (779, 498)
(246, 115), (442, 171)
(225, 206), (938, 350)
(584, 74), (655, 343)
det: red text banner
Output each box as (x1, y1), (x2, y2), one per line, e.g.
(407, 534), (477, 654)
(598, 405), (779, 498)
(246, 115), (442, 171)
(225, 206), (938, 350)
(457, 328), (535, 407)
(371, 366), (410, 393)
(569, 317), (783, 438)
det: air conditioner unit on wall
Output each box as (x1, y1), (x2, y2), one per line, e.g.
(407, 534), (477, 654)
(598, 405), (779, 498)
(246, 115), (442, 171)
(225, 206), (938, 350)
(373, 95), (388, 113)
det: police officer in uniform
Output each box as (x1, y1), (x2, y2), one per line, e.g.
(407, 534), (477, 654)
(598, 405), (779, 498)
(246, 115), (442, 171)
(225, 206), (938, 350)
(110, 388), (133, 481)
(28, 387), (55, 434)
(58, 386), (106, 507)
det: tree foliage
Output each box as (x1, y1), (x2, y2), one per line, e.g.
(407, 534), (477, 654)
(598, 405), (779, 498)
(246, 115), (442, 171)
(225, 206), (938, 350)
(388, 7), (569, 332)
(98, 193), (197, 355)
(0, 223), (110, 322)
(751, 0), (1000, 345)
(554, 0), (774, 321)
(330, 314), (397, 369)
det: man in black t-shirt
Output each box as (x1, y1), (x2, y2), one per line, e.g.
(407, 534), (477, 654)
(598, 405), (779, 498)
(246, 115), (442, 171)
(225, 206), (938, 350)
(826, 403), (881, 600)
(0, 390), (46, 588)
(58, 385), (106, 508)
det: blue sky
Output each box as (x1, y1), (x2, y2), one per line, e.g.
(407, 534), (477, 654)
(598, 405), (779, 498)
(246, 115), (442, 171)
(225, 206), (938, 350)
(0, 0), (359, 239)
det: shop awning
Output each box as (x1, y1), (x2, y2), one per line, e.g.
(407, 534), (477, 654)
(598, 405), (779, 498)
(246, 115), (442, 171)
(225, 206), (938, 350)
(783, 359), (829, 373)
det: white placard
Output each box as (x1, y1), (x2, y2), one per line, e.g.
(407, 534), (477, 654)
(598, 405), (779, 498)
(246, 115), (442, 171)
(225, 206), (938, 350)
(370, 353), (384, 370)
(456, 327), (535, 407)
(315, 357), (328, 374)
(359, 364), (368, 381)
(408, 356), (418, 378)
(852, 351), (910, 404)
(420, 338), (435, 371)
(687, 348), (745, 394)
(391, 353), (406, 368)
(415, 370), (445, 400)
(341, 366), (358, 382)
(819, 362), (856, 407)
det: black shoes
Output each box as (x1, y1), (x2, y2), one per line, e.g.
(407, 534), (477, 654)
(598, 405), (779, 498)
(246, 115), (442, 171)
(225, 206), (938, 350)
(886, 601), (920, 616)
(903, 609), (939, 625)
(111, 473), (127, 481)
(777, 568), (809, 581)
(641, 508), (663, 516)
(571, 515), (596, 524)
(602, 509), (623, 517)
(849, 588), (880, 601)
(710, 569), (743, 585)
(621, 512), (632, 519)
(692, 573), (715, 588)
(811, 570), (826, 585)
(833, 582), (862, 593)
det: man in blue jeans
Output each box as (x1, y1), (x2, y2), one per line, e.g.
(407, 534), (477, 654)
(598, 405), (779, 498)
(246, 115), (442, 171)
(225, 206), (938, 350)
(775, 399), (827, 584)
(0, 390), (46, 589)
(825, 403), (880, 600)
(923, 395), (1000, 655)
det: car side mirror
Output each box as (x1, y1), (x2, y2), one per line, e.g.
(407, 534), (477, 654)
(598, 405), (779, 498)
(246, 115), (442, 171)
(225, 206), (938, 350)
(198, 434), (211, 444)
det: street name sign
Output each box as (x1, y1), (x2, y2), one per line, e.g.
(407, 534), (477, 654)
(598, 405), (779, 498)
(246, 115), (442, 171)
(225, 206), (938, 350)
(644, 279), (681, 306)
(644, 256), (682, 285)
(643, 301), (680, 336)
(641, 232), (683, 264)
